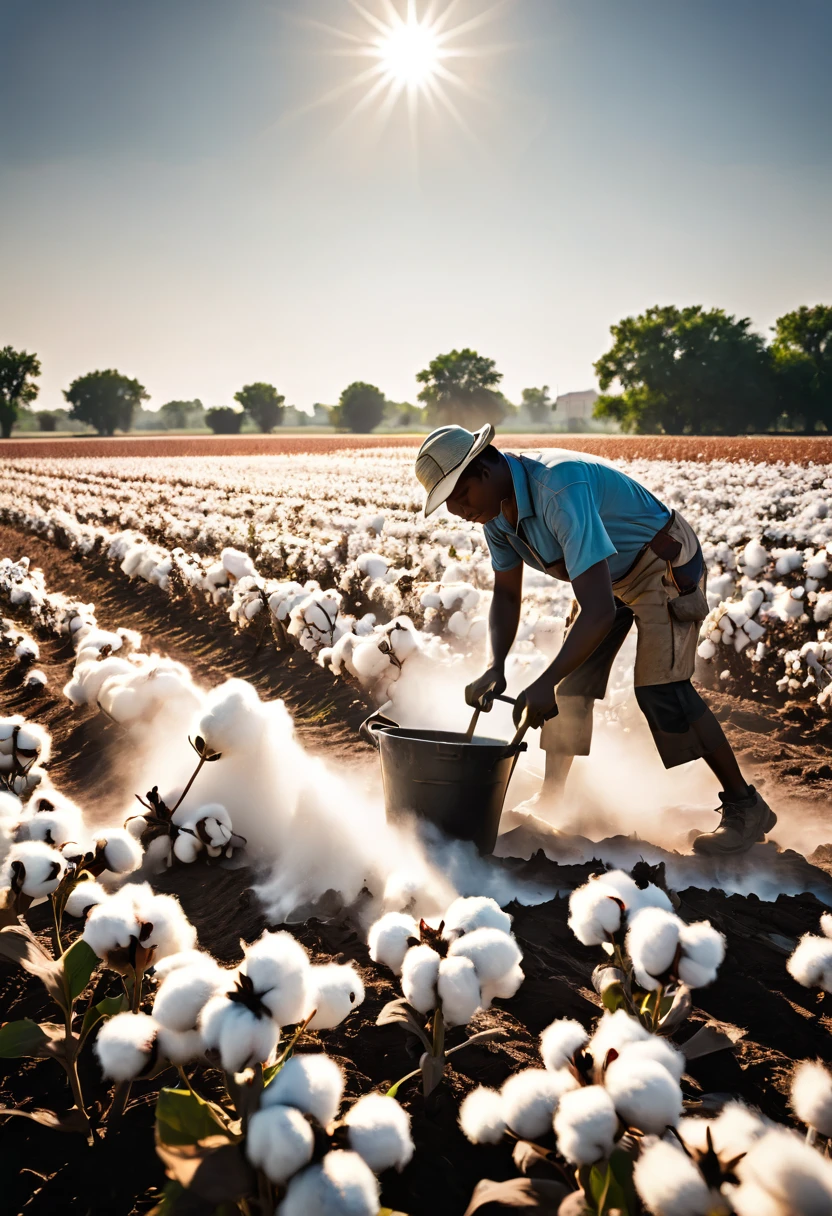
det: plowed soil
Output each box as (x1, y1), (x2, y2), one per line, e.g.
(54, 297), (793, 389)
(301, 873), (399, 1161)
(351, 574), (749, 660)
(1, 434), (831, 463)
(1, 524), (831, 1216)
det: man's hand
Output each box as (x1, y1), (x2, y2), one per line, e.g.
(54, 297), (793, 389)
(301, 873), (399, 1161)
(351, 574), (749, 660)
(465, 665), (507, 710)
(513, 673), (559, 729)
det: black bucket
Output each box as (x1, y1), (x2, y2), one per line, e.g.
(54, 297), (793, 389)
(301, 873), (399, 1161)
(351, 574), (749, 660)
(360, 712), (527, 854)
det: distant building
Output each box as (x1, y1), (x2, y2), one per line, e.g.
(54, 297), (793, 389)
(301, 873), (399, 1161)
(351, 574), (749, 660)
(555, 390), (598, 425)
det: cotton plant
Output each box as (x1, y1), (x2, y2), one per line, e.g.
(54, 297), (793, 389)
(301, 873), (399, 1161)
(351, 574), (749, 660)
(368, 896), (522, 1097)
(786, 912), (832, 995)
(0, 714), (51, 796)
(567, 868), (726, 1035)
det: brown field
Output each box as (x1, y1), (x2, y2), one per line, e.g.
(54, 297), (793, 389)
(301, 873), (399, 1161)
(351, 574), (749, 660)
(1, 433), (831, 462)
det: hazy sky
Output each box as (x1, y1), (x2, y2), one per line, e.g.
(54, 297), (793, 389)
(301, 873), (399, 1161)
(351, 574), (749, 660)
(1, 0), (829, 412)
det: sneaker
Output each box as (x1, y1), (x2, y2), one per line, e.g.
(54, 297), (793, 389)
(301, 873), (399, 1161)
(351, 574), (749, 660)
(692, 785), (777, 856)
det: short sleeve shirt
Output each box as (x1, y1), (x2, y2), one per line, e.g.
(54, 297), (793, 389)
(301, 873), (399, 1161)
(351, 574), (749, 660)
(484, 451), (671, 582)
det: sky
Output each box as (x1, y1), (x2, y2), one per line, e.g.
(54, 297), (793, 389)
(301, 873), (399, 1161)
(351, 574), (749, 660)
(0, 0), (830, 413)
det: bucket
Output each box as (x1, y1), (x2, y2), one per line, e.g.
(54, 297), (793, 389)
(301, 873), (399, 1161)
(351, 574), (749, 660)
(360, 712), (528, 854)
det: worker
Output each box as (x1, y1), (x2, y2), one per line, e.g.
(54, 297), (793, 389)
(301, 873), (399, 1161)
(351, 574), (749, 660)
(414, 423), (776, 856)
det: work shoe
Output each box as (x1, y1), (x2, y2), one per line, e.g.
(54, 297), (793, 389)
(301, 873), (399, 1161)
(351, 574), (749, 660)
(692, 785), (777, 856)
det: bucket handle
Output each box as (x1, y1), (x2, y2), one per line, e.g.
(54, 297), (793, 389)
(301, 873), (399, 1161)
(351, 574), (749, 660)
(359, 711), (400, 750)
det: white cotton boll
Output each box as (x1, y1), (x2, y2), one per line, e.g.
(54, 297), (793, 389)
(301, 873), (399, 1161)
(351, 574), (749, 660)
(152, 949), (212, 979)
(263, 1053), (345, 1126)
(775, 548), (804, 576)
(401, 944), (440, 1014)
(246, 1105), (315, 1185)
(242, 931), (311, 1027)
(447, 927), (522, 984)
(820, 913), (832, 940)
(157, 1025), (205, 1065)
(97, 828), (143, 874)
(18, 805), (84, 850)
(196, 678), (264, 755)
(539, 1018), (589, 1072)
(741, 539), (769, 577)
(152, 956), (226, 1032)
(84, 901), (139, 959)
(791, 1061), (832, 1137)
(616, 1036), (685, 1084)
(350, 640), (390, 680)
(447, 611), (470, 638)
(787, 934), (832, 992)
(278, 1150), (380, 1216)
(173, 833), (200, 863)
(437, 956), (481, 1027)
(2, 840), (66, 897)
(598, 870), (673, 917)
(677, 921), (726, 989)
(199, 996), (279, 1073)
(442, 896), (512, 941)
(221, 548), (258, 581)
(0, 790), (22, 819)
(14, 722), (51, 763)
(94, 1011), (158, 1081)
(626, 907), (682, 991)
(305, 963), (365, 1030)
(814, 591), (832, 623)
(678, 1103), (767, 1160)
(367, 911), (419, 975)
(356, 552), (389, 581)
(344, 1093), (414, 1173)
(481, 961), (525, 1006)
(554, 1085), (618, 1165)
(633, 1138), (715, 1216)
(732, 1129), (832, 1216)
(64, 879), (107, 918)
(604, 1056), (683, 1133)
(568, 878), (623, 946)
(459, 1086), (506, 1145)
(132, 886), (196, 960)
(15, 638), (39, 663)
(501, 1068), (572, 1140)
(589, 1010), (651, 1067)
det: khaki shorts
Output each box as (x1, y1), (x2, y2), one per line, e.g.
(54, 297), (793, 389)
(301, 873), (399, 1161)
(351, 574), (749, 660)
(540, 511), (721, 769)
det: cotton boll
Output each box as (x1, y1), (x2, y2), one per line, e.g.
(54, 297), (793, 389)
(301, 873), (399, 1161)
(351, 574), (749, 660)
(199, 995), (279, 1073)
(263, 1053), (345, 1127)
(616, 1036), (685, 1084)
(820, 913), (832, 940)
(196, 678), (265, 755)
(2, 840), (66, 897)
(305, 963), (365, 1030)
(678, 1103), (767, 1160)
(787, 934), (832, 992)
(246, 1104), (315, 1185)
(442, 895), (512, 941)
(633, 1138), (716, 1216)
(157, 1025), (205, 1065)
(344, 1093), (414, 1173)
(173, 833), (200, 863)
(14, 722), (51, 764)
(732, 1129), (832, 1216)
(437, 956), (482, 1027)
(678, 921), (726, 989)
(791, 1061), (832, 1137)
(97, 828), (144, 874)
(626, 907), (683, 991)
(152, 955), (226, 1032)
(367, 911), (419, 975)
(501, 1068), (575, 1140)
(278, 1150), (380, 1216)
(459, 1086), (507, 1145)
(18, 805), (85, 851)
(447, 927), (522, 984)
(588, 1009), (651, 1066)
(84, 900), (140, 959)
(568, 878), (623, 946)
(553, 1086), (618, 1165)
(481, 961), (524, 1006)
(242, 931), (311, 1027)
(401, 944), (440, 1014)
(604, 1056), (683, 1133)
(95, 1012), (158, 1081)
(132, 886), (196, 960)
(64, 879), (107, 918)
(539, 1018), (589, 1072)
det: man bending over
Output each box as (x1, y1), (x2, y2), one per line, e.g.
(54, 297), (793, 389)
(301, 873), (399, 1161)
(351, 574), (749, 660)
(414, 423), (776, 856)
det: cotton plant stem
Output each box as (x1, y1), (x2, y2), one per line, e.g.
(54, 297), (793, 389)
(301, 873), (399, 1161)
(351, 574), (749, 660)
(107, 1078), (133, 1124)
(50, 894), (64, 958)
(169, 755), (206, 814)
(652, 983), (664, 1032)
(63, 1021), (92, 1141)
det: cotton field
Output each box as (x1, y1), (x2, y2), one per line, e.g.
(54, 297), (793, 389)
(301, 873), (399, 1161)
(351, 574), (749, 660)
(0, 445), (831, 1216)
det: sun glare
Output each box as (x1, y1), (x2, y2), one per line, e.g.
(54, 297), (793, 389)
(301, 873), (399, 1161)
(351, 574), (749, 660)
(377, 17), (441, 87)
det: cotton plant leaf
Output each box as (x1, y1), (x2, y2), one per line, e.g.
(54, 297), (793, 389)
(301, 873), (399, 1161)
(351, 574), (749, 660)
(657, 984), (693, 1034)
(0, 1018), (49, 1058)
(0, 923), (66, 1010)
(155, 1137), (256, 1204)
(0, 1105), (89, 1133)
(79, 994), (126, 1046)
(421, 1051), (445, 1098)
(155, 1087), (233, 1147)
(463, 1177), (568, 1214)
(61, 938), (99, 1003)
(377, 998), (433, 1053)
(589, 1148), (636, 1215)
(681, 1024), (736, 1060)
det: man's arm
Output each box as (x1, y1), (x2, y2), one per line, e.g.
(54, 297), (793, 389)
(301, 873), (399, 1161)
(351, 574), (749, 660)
(465, 564), (523, 708)
(515, 559), (616, 727)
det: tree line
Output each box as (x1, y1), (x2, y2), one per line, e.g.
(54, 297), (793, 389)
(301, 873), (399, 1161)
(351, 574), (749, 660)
(0, 302), (829, 437)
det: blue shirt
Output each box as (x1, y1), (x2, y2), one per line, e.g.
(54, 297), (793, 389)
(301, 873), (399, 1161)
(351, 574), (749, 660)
(484, 451), (671, 582)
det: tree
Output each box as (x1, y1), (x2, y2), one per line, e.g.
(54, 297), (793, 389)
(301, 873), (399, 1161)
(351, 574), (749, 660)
(160, 399), (204, 430)
(771, 305), (832, 432)
(234, 382), (285, 432)
(38, 411), (60, 433)
(521, 385), (554, 425)
(0, 347), (41, 438)
(64, 369), (148, 436)
(205, 406), (244, 434)
(337, 381), (386, 433)
(416, 349), (506, 427)
(593, 306), (775, 435)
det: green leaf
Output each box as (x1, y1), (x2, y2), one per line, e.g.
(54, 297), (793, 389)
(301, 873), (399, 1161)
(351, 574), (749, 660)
(155, 1087), (231, 1147)
(79, 994), (125, 1045)
(62, 938), (99, 1003)
(601, 982), (625, 1013)
(155, 1138), (255, 1203)
(0, 1019), (49, 1058)
(589, 1149), (635, 1215)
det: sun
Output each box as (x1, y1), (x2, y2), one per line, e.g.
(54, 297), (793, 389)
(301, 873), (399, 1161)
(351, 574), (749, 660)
(376, 15), (441, 88)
